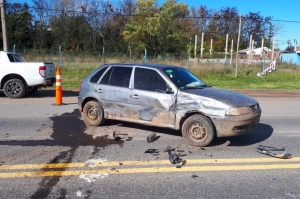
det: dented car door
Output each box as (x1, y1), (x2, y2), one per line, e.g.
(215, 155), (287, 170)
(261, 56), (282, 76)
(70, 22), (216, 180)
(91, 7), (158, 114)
(95, 66), (133, 119)
(128, 67), (176, 128)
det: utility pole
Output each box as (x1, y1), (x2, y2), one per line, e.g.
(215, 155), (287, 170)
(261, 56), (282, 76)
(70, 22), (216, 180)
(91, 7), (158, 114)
(0, 0), (8, 51)
(194, 35), (197, 62)
(209, 39), (213, 56)
(271, 36), (276, 60)
(235, 14), (242, 78)
(200, 32), (204, 58)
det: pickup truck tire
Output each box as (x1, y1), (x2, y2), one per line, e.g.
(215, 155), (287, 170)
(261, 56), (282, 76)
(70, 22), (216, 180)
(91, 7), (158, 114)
(27, 87), (39, 95)
(182, 115), (215, 147)
(3, 79), (27, 99)
(82, 100), (105, 126)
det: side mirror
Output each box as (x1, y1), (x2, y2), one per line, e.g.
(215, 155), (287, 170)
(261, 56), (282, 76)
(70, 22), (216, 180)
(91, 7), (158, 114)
(166, 88), (174, 94)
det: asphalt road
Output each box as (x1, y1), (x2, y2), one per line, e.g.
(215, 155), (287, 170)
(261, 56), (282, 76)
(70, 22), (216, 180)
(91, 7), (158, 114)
(0, 89), (300, 199)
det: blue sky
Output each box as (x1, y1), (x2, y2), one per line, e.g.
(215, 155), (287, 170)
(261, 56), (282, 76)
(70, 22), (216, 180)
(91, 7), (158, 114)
(12, 0), (299, 50)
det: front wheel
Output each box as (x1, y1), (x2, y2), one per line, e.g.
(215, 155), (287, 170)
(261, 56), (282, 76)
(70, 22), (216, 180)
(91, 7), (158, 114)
(182, 115), (215, 147)
(3, 79), (27, 99)
(82, 100), (105, 126)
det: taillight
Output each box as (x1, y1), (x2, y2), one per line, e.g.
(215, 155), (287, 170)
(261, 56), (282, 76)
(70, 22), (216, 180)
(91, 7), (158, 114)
(39, 66), (46, 78)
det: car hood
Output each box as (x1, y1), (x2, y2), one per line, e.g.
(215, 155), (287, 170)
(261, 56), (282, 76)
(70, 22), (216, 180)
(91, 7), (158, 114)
(181, 87), (258, 107)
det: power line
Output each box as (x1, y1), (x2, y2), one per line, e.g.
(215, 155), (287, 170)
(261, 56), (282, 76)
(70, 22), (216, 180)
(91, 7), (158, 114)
(13, 5), (300, 24)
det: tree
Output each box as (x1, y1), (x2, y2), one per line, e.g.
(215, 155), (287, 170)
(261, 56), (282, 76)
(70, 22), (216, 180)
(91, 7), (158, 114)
(5, 3), (34, 50)
(157, 0), (190, 53)
(122, 0), (160, 53)
(241, 12), (272, 49)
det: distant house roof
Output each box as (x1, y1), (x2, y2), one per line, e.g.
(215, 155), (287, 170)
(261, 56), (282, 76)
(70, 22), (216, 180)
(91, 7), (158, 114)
(239, 47), (272, 54)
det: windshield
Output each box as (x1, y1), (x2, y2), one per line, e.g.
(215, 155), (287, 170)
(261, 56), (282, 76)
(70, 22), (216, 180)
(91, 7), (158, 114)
(163, 67), (208, 90)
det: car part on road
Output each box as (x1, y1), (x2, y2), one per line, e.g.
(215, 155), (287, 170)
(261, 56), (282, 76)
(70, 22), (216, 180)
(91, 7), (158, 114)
(164, 146), (186, 166)
(147, 132), (156, 143)
(258, 145), (285, 151)
(256, 145), (292, 159)
(145, 149), (159, 156)
(191, 175), (199, 179)
(113, 131), (121, 141)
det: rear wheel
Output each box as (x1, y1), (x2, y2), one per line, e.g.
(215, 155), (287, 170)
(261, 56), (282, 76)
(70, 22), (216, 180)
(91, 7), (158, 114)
(82, 100), (105, 126)
(182, 115), (215, 147)
(27, 87), (39, 95)
(3, 79), (27, 99)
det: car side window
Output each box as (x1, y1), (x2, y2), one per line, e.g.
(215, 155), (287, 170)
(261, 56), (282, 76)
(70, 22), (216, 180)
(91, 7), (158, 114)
(108, 66), (132, 87)
(99, 67), (113, 85)
(90, 67), (107, 83)
(134, 68), (168, 92)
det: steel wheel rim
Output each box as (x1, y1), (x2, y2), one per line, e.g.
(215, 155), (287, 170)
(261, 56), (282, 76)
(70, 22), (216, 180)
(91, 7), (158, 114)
(188, 123), (207, 141)
(7, 82), (22, 96)
(87, 106), (99, 121)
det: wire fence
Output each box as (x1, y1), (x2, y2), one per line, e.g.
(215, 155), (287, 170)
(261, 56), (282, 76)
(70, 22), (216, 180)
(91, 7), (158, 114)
(12, 45), (281, 71)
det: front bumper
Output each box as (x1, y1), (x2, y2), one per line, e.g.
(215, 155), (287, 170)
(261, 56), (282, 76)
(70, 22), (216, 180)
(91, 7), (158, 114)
(212, 110), (261, 137)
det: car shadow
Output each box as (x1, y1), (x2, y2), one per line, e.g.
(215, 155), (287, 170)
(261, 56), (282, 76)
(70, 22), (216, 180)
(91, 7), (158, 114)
(0, 89), (79, 98)
(210, 123), (273, 147)
(27, 89), (79, 98)
(103, 120), (183, 137)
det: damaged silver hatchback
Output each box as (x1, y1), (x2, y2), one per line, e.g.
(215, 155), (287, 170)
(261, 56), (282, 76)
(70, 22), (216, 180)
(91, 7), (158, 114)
(78, 63), (261, 147)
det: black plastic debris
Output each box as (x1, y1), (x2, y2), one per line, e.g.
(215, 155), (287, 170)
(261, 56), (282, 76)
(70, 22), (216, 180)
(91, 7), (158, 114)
(147, 133), (156, 143)
(256, 145), (292, 159)
(113, 131), (121, 141)
(145, 149), (159, 156)
(163, 146), (175, 153)
(191, 175), (198, 179)
(164, 146), (186, 167)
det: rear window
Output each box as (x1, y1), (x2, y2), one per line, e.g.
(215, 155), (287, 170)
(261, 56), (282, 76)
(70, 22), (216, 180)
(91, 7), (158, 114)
(7, 54), (23, 62)
(99, 66), (132, 88)
(90, 67), (107, 83)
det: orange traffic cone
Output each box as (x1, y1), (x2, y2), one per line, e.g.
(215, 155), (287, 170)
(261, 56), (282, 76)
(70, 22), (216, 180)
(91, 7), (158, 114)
(53, 66), (64, 105)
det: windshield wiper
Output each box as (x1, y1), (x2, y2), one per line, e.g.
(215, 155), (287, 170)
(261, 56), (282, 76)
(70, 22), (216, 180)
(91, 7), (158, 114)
(186, 85), (209, 89)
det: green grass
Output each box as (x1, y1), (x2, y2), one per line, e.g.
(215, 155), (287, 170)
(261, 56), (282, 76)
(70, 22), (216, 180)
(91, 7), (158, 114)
(189, 63), (300, 90)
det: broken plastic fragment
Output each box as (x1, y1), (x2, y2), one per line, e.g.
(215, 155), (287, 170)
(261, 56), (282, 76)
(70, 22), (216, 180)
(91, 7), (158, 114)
(147, 133), (156, 143)
(191, 175), (198, 179)
(256, 146), (292, 159)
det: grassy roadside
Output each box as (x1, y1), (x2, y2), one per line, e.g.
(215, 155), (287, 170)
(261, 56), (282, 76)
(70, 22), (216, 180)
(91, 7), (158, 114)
(26, 54), (298, 90)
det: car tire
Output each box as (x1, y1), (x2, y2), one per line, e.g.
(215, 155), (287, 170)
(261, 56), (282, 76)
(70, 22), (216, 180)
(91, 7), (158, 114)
(27, 87), (39, 95)
(82, 100), (105, 126)
(3, 79), (27, 99)
(182, 114), (215, 147)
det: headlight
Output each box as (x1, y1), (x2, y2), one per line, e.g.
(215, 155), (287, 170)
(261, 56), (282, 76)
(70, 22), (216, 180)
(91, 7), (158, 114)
(226, 107), (250, 115)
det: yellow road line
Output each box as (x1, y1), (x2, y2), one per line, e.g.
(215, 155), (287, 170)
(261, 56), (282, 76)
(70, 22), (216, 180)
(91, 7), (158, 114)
(1, 157), (300, 170)
(0, 163), (85, 170)
(96, 157), (300, 167)
(0, 164), (300, 178)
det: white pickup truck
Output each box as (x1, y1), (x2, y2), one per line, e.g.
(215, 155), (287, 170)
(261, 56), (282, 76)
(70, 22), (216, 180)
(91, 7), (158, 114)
(0, 51), (56, 99)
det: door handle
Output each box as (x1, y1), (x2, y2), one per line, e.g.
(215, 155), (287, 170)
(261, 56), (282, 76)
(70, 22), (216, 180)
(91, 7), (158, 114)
(131, 94), (139, 99)
(96, 89), (103, 93)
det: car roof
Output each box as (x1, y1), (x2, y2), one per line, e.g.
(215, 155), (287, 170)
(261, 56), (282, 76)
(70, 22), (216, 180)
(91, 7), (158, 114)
(101, 63), (182, 70)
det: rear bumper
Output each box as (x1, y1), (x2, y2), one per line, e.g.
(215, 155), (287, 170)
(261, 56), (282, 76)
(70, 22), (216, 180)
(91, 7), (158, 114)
(43, 77), (56, 86)
(212, 110), (261, 137)
(78, 96), (84, 112)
